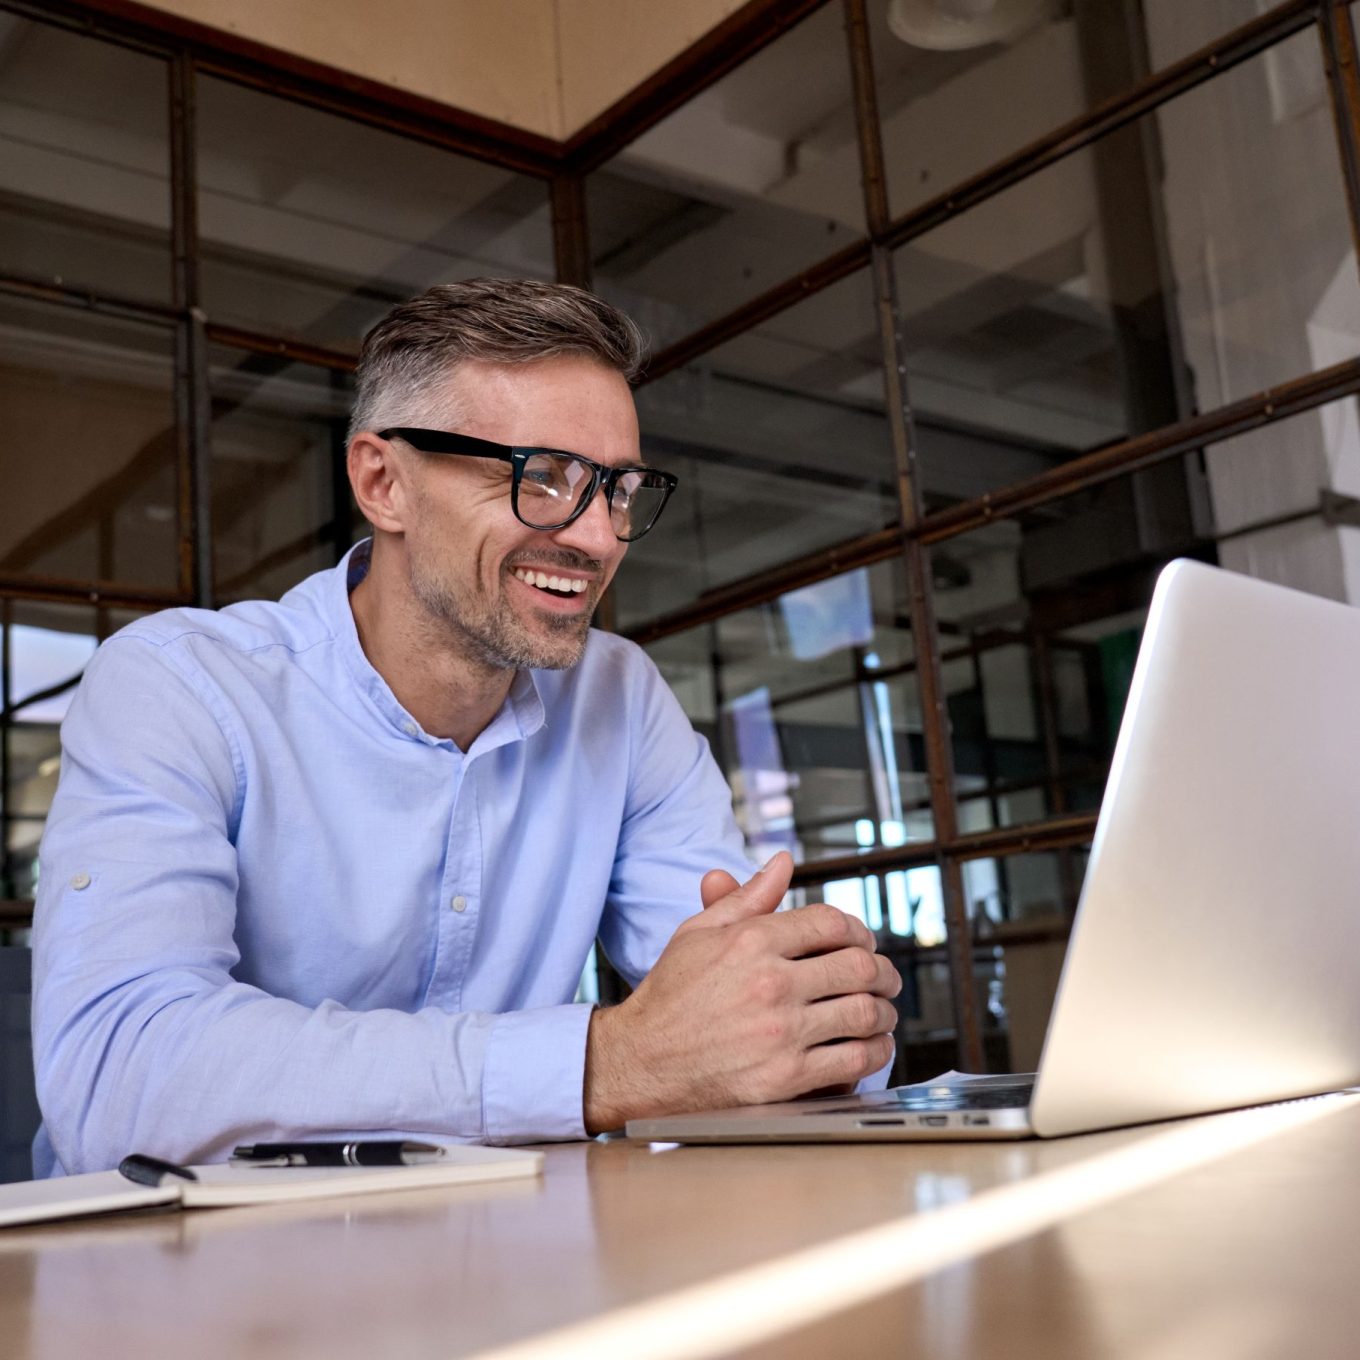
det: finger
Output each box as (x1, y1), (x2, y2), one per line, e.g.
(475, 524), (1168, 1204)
(801, 993), (899, 1047)
(797, 948), (901, 1002)
(700, 869), (741, 911)
(759, 902), (876, 959)
(689, 852), (793, 930)
(797, 1034), (897, 1093)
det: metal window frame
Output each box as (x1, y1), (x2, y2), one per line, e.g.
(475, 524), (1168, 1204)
(0, 0), (1356, 1075)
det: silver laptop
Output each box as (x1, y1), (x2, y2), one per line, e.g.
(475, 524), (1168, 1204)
(628, 559), (1360, 1143)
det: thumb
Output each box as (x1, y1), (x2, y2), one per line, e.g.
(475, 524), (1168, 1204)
(691, 852), (793, 929)
(700, 869), (741, 910)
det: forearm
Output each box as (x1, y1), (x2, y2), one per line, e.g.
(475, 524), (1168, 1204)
(35, 977), (594, 1172)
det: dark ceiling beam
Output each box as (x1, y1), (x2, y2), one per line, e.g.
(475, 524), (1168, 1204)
(14, 0), (840, 181)
(6, 0), (561, 176)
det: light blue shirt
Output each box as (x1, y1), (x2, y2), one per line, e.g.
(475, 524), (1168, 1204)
(31, 542), (752, 1175)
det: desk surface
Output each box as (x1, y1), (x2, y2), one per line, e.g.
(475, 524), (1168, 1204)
(2, 1095), (1358, 1360)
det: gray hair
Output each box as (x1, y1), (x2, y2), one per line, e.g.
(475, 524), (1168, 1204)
(347, 277), (647, 444)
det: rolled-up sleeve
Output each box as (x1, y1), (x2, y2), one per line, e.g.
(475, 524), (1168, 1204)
(32, 638), (592, 1172)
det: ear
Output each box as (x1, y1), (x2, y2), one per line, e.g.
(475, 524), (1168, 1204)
(348, 433), (410, 535)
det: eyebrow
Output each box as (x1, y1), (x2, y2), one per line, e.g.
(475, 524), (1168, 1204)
(526, 443), (656, 473)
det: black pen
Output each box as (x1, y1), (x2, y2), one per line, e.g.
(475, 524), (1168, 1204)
(229, 1140), (446, 1167)
(119, 1153), (199, 1185)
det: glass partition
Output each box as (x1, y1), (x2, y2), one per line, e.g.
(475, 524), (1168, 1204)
(929, 390), (1360, 830)
(0, 15), (171, 304)
(197, 76), (555, 351)
(1, 600), (145, 900)
(587, 1), (865, 351)
(618, 268), (894, 628)
(930, 504), (1161, 830)
(963, 847), (1088, 1073)
(209, 347), (354, 603)
(897, 30), (1356, 504)
(0, 294), (178, 591)
(644, 557), (930, 865)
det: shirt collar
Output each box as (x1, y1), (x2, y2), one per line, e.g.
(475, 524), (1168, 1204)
(329, 539), (546, 752)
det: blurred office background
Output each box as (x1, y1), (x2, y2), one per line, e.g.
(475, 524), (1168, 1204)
(2, 0), (1358, 1111)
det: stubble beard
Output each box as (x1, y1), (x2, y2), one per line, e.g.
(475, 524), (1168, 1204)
(407, 548), (597, 672)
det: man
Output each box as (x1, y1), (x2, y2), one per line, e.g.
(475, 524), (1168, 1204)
(31, 279), (900, 1175)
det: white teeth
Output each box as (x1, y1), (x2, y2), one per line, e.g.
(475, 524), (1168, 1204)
(512, 567), (589, 595)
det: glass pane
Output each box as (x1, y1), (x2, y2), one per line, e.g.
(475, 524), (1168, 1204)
(7, 623), (96, 723)
(4, 722), (58, 900)
(965, 846), (1086, 935)
(874, 1), (1278, 223)
(2, 601), (146, 901)
(0, 295), (179, 590)
(929, 392), (1360, 826)
(896, 31), (1357, 501)
(0, 16), (171, 303)
(965, 849), (1087, 1073)
(643, 558), (930, 867)
(617, 269), (894, 629)
(209, 346), (354, 603)
(197, 77), (554, 351)
(1201, 395), (1360, 601)
(587, 2), (865, 352)
(932, 505), (1160, 830)
(1142, 0), (1283, 71)
(1155, 31), (1357, 413)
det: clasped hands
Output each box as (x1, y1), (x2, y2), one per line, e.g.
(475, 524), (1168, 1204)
(584, 851), (902, 1133)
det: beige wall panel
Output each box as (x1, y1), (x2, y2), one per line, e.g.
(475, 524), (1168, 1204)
(555, 0), (752, 134)
(138, 0), (561, 138)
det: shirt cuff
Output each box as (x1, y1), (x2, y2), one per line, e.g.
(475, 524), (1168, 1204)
(480, 1002), (594, 1143)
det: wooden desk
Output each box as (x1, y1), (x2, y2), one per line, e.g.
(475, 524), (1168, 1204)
(2, 1095), (1357, 1359)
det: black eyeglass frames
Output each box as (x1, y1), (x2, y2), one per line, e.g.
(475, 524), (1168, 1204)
(377, 428), (678, 543)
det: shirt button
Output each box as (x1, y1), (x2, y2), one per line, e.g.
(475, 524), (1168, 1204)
(71, 872), (91, 890)
(402, 721), (418, 737)
(451, 895), (467, 913)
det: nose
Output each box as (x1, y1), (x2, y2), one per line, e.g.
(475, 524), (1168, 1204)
(551, 483), (622, 561)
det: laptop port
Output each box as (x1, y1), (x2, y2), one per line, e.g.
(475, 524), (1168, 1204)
(963, 1114), (992, 1127)
(855, 1118), (906, 1127)
(920, 1115), (949, 1127)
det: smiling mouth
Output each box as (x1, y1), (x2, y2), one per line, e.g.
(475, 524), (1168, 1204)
(511, 566), (591, 598)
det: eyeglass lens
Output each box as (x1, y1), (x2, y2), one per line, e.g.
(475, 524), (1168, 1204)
(518, 453), (669, 541)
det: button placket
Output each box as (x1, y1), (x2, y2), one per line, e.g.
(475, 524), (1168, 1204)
(421, 758), (483, 1012)
(438, 761), (484, 1013)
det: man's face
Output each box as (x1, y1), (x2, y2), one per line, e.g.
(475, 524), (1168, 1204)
(398, 355), (640, 671)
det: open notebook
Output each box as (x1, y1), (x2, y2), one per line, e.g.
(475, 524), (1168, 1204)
(0, 1145), (542, 1229)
